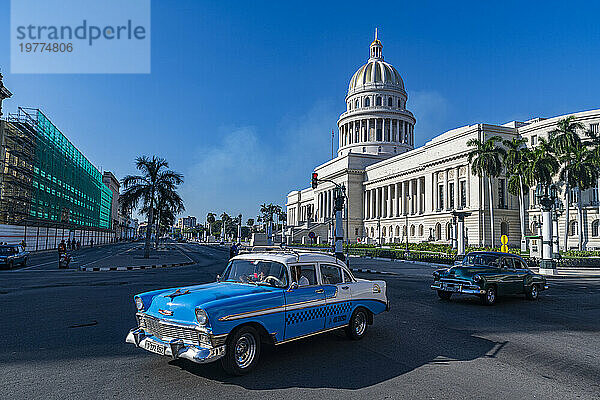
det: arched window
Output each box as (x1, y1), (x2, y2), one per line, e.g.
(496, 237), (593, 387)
(370, 227), (375, 237)
(382, 226), (386, 237)
(376, 96), (382, 106)
(435, 223), (442, 241)
(446, 222), (453, 241)
(355, 99), (359, 109)
(410, 225), (415, 236)
(530, 221), (538, 235)
(362, 147), (366, 153)
(388, 97), (393, 107)
(364, 97), (370, 107)
(403, 225), (407, 236)
(500, 221), (509, 236)
(398, 99), (401, 108)
(569, 221), (578, 236)
(419, 224), (424, 236)
(395, 225), (400, 236)
(592, 220), (599, 237)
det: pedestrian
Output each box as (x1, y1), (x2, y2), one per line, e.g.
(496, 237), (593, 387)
(20, 239), (26, 250)
(90, 238), (94, 248)
(77, 240), (81, 250)
(58, 239), (66, 255)
(229, 243), (238, 259)
(67, 239), (71, 250)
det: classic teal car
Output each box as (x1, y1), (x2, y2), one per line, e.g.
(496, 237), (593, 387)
(431, 251), (548, 305)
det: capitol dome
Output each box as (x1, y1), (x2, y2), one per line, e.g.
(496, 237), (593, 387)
(348, 60), (404, 92)
(348, 33), (405, 93)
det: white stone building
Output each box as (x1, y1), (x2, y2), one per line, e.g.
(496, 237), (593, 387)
(285, 34), (600, 250)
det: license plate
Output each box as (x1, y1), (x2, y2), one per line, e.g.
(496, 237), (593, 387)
(144, 339), (166, 355)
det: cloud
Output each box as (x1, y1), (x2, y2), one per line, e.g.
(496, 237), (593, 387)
(409, 90), (450, 145)
(181, 99), (338, 221)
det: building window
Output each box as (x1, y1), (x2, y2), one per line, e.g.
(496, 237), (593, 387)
(388, 97), (393, 107)
(460, 180), (467, 208)
(435, 223), (441, 240)
(449, 182), (455, 209)
(355, 99), (360, 109)
(438, 185), (444, 210)
(398, 99), (401, 108)
(569, 188), (578, 204)
(591, 123), (599, 134)
(569, 221), (578, 236)
(376, 96), (382, 106)
(418, 224), (424, 236)
(531, 135), (537, 146)
(364, 97), (370, 107)
(498, 179), (506, 208)
(500, 221), (509, 236)
(410, 225), (415, 236)
(592, 220), (599, 237)
(592, 187), (598, 204)
(446, 222), (452, 241)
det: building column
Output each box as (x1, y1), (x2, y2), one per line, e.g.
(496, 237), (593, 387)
(409, 180), (414, 214)
(454, 166), (460, 210)
(417, 177), (422, 214)
(367, 119), (370, 141)
(392, 184), (397, 217)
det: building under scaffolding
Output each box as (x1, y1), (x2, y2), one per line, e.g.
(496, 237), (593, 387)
(0, 107), (112, 231)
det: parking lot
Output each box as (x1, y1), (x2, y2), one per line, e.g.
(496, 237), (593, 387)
(1, 242), (598, 399)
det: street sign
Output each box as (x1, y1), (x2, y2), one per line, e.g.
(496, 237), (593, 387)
(501, 235), (508, 245)
(500, 244), (509, 253)
(308, 231), (315, 239)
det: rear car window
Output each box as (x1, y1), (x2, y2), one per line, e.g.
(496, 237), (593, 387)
(320, 265), (343, 285)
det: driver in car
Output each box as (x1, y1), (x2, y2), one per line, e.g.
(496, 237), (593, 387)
(291, 265), (310, 287)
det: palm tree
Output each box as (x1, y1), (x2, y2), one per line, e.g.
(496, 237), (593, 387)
(206, 213), (216, 237)
(220, 212), (231, 241)
(583, 128), (600, 215)
(120, 156), (183, 258)
(558, 143), (598, 250)
(549, 116), (584, 251)
(246, 218), (255, 232)
(149, 187), (184, 248)
(503, 137), (531, 250)
(467, 136), (506, 247)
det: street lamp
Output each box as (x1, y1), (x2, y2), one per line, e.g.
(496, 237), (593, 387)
(405, 194), (412, 256)
(377, 216), (381, 247)
(535, 183), (558, 274)
(552, 198), (564, 258)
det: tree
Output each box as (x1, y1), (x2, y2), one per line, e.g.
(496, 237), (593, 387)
(207, 213), (216, 236)
(503, 137), (531, 250)
(558, 143), (598, 250)
(583, 127), (600, 215)
(246, 218), (255, 232)
(120, 156), (183, 258)
(467, 136), (506, 247)
(152, 187), (184, 248)
(549, 116), (584, 251)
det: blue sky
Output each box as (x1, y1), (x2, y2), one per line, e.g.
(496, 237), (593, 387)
(1, 0), (599, 223)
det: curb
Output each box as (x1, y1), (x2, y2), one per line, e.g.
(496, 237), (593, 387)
(79, 261), (194, 272)
(351, 268), (398, 276)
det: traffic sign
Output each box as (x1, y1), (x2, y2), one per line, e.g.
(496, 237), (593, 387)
(308, 231), (316, 239)
(501, 235), (508, 245)
(500, 244), (509, 253)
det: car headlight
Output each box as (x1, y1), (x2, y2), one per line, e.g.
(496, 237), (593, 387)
(135, 297), (144, 311)
(433, 271), (440, 278)
(473, 274), (483, 283)
(195, 308), (208, 325)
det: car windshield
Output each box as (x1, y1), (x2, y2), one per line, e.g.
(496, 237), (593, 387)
(0, 246), (16, 256)
(222, 259), (288, 288)
(462, 253), (500, 267)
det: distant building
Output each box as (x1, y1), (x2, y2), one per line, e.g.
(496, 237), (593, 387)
(176, 216), (197, 229)
(102, 171), (120, 231)
(0, 72), (12, 117)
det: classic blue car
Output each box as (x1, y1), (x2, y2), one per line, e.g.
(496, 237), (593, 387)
(126, 251), (389, 375)
(0, 245), (29, 269)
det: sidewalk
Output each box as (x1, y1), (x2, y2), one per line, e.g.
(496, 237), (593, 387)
(530, 268), (600, 278)
(77, 244), (194, 271)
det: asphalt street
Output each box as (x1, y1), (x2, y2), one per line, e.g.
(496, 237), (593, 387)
(1, 242), (598, 400)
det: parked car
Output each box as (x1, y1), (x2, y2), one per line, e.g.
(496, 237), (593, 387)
(431, 251), (548, 305)
(0, 244), (29, 269)
(126, 251), (389, 375)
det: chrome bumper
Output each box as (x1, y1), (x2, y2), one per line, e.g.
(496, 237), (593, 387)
(430, 281), (486, 295)
(126, 328), (226, 364)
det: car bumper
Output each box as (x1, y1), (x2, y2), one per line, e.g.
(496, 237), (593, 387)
(125, 328), (226, 364)
(430, 281), (486, 295)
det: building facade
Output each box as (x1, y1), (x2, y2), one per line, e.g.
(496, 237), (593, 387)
(286, 34), (600, 250)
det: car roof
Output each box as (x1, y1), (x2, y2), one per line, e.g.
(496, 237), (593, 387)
(467, 251), (523, 259)
(232, 251), (347, 266)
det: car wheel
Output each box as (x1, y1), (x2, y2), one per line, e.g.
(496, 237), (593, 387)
(346, 307), (368, 340)
(22, 257), (27, 267)
(481, 286), (497, 306)
(525, 284), (539, 300)
(437, 290), (452, 300)
(221, 326), (261, 376)
(7, 261), (14, 270)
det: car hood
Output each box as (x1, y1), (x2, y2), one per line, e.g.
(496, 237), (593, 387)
(441, 266), (497, 279)
(142, 282), (278, 324)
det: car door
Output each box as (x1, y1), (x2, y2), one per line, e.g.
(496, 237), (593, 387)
(319, 264), (354, 329)
(512, 257), (530, 294)
(284, 263), (326, 340)
(497, 257), (518, 295)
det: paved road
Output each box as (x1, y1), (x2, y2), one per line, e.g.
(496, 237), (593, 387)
(1, 243), (598, 399)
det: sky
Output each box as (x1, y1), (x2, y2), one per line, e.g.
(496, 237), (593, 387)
(1, 0), (599, 224)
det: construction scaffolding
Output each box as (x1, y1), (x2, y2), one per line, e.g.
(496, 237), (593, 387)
(0, 107), (112, 230)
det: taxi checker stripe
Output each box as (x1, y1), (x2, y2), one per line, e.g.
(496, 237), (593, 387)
(286, 301), (351, 325)
(218, 299), (352, 321)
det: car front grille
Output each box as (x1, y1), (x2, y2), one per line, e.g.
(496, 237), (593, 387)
(138, 315), (199, 343)
(440, 278), (471, 285)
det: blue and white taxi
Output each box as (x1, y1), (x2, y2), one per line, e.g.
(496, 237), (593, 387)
(126, 250), (389, 375)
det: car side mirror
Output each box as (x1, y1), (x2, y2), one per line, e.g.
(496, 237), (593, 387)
(288, 282), (298, 291)
(216, 274), (221, 282)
